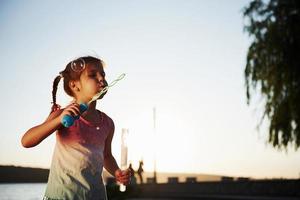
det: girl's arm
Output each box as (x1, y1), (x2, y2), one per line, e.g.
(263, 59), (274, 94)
(103, 121), (120, 175)
(21, 103), (80, 148)
(103, 120), (131, 185)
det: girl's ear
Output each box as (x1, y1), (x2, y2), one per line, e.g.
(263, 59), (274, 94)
(69, 80), (80, 92)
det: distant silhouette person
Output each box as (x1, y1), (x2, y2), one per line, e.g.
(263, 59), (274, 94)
(137, 160), (144, 184)
(128, 163), (137, 184)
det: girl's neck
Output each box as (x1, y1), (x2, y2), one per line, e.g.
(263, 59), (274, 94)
(74, 99), (98, 112)
(81, 101), (100, 119)
(87, 101), (97, 110)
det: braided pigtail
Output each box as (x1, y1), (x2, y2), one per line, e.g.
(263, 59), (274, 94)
(51, 72), (63, 113)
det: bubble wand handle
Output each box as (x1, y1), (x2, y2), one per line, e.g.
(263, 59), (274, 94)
(61, 104), (88, 127)
(61, 73), (126, 127)
(120, 128), (128, 192)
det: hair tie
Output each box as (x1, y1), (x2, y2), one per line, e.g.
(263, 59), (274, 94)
(51, 103), (61, 113)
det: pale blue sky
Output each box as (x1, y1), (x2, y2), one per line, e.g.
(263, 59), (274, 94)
(0, 0), (299, 179)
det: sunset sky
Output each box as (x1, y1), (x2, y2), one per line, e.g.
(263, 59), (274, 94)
(0, 0), (299, 179)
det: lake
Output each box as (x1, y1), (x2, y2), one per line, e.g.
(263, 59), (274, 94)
(0, 183), (46, 200)
(0, 184), (168, 200)
(0, 183), (298, 200)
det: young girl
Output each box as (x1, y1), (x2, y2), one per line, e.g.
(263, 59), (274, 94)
(21, 56), (130, 200)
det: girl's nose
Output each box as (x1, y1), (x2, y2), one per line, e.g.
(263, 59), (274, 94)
(102, 79), (108, 87)
(96, 75), (103, 83)
(96, 73), (107, 87)
(98, 79), (106, 87)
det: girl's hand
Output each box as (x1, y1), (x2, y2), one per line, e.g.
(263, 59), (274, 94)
(115, 168), (131, 185)
(58, 102), (81, 121)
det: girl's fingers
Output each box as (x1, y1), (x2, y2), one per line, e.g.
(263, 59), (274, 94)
(115, 169), (131, 184)
(70, 106), (81, 115)
(68, 103), (80, 110)
(118, 172), (130, 179)
(117, 175), (131, 183)
(65, 108), (79, 116)
(65, 104), (80, 116)
(118, 176), (130, 182)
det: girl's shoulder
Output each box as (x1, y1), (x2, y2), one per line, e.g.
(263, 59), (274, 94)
(98, 110), (115, 129)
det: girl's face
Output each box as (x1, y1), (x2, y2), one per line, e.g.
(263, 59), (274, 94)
(78, 62), (107, 102)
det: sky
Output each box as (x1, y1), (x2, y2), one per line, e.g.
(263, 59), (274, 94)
(0, 0), (299, 180)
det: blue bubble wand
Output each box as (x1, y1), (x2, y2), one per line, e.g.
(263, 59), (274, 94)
(61, 73), (126, 127)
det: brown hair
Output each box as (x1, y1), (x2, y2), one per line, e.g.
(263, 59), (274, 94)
(51, 56), (105, 113)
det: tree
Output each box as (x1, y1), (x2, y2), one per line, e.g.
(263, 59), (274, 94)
(243, 0), (300, 150)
